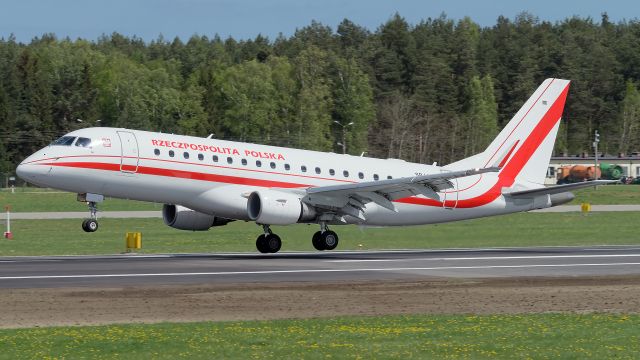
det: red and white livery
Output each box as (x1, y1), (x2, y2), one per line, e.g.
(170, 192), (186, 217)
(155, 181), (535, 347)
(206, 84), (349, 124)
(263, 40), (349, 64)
(17, 78), (610, 253)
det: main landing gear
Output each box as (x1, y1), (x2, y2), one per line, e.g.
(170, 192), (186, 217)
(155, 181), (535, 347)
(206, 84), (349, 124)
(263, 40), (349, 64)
(254, 223), (339, 253)
(81, 201), (99, 232)
(256, 225), (282, 253)
(312, 223), (339, 251)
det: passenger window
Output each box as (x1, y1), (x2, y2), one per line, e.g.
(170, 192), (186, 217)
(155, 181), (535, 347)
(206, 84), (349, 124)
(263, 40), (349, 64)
(270, 162), (276, 169)
(241, 159), (247, 165)
(169, 150), (175, 157)
(315, 167), (321, 174)
(227, 157), (233, 164)
(387, 176), (393, 179)
(198, 153), (204, 161)
(75, 137), (91, 147)
(373, 174), (379, 181)
(183, 152), (190, 159)
(212, 155), (218, 162)
(301, 166), (307, 173)
(343, 170), (349, 177)
(329, 169), (335, 176)
(154, 149), (160, 156)
(358, 172), (364, 179)
(285, 164), (290, 171)
(256, 160), (262, 167)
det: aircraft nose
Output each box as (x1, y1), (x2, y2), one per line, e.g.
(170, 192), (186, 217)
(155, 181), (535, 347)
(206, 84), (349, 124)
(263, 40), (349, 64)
(16, 161), (35, 180)
(16, 162), (25, 179)
(16, 158), (48, 183)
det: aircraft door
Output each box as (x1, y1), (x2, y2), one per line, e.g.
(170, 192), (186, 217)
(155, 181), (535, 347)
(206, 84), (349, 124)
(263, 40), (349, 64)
(117, 131), (139, 173)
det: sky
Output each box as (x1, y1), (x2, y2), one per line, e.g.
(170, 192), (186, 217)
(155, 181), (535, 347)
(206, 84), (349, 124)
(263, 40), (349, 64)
(0, 0), (636, 43)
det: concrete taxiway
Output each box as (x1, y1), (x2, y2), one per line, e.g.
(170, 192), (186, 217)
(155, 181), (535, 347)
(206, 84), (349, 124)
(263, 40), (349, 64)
(1, 245), (639, 288)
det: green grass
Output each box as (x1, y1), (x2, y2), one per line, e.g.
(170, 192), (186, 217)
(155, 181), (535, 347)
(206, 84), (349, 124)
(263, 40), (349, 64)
(0, 188), (158, 212)
(570, 184), (640, 205)
(1, 314), (638, 359)
(1, 211), (639, 256)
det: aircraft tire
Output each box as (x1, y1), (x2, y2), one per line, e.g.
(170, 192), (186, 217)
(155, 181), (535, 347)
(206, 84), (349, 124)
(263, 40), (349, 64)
(256, 234), (269, 253)
(322, 230), (339, 251)
(265, 233), (282, 253)
(82, 219), (98, 232)
(312, 231), (325, 251)
(86, 219), (98, 232)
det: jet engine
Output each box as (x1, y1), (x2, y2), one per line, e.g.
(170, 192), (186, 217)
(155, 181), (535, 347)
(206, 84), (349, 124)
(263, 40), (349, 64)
(162, 204), (232, 231)
(247, 190), (316, 225)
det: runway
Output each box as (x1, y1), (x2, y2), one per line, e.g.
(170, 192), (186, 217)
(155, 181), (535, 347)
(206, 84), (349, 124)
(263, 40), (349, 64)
(2, 245), (640, 288)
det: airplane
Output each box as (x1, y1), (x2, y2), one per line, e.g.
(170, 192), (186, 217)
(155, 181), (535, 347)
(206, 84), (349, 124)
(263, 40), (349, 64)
(16, 78), (612, 253)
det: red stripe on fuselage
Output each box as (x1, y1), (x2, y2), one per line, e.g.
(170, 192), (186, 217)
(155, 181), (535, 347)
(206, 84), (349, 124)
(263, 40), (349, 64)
(42, 161), (311, 189)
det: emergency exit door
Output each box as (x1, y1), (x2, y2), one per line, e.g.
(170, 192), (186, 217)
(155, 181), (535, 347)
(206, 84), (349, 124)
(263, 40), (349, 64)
(117, 131), (139, 173)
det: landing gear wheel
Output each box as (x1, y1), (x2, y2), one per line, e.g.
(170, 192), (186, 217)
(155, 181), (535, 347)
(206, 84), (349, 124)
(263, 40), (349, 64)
(256, 233), (282, 253)
(256, 234), (268, 253)
(322, 230), (339, 250)
(312, 231), (325, 251)
(82, 218), (98, 233)
(265, 234), (282, 253)
(81, 200), (99, 233)
(312, 230), (339, 251)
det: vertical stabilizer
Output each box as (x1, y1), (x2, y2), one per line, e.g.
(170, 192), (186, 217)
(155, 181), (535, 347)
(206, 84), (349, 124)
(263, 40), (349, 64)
(449, 78), (570, 186)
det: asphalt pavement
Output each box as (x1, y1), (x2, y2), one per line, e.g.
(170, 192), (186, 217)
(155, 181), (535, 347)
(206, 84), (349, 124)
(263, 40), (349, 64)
(1, 245), (639, 288)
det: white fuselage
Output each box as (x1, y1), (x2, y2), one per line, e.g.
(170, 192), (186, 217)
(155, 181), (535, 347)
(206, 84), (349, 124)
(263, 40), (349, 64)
(17, 127), (539, 226)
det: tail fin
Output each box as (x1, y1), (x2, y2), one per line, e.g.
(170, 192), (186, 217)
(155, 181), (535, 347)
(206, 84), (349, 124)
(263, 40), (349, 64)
(450, 78), (570, 186)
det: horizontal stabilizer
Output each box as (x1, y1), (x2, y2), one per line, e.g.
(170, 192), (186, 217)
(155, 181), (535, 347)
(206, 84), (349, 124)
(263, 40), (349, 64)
(503, 180), (617, 198)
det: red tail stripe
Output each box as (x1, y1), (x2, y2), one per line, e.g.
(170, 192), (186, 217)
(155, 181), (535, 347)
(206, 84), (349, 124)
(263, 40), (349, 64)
(400, 82), (570, 208)
(497, 140), (520, 168)
(483, 79), (555, 167)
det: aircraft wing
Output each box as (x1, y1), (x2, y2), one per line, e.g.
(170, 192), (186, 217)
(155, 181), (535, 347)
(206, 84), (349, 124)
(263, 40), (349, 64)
(302, 167), (500, 221)
(503, 180), (617, 198)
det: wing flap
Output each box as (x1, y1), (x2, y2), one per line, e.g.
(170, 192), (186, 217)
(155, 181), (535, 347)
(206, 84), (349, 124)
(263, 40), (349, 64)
(302, 166), (500, 221)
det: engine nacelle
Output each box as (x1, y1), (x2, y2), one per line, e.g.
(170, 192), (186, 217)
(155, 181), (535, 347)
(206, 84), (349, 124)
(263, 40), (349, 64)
(247, 190), (316, 225)
(162, 204), (232, 231)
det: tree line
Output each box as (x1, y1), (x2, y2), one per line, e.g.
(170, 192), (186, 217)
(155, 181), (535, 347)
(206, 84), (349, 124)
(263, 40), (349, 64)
(1, 12), (640, 175)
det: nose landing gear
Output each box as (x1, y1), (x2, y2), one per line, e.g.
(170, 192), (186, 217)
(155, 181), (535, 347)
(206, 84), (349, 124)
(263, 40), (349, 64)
(81, 201), (99, 233)
(78, 193), (104, 233)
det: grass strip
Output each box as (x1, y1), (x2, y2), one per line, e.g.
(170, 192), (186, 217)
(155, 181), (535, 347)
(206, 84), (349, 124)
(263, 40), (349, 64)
(0, 314), (638, 359)
(1, 211), (639, 256)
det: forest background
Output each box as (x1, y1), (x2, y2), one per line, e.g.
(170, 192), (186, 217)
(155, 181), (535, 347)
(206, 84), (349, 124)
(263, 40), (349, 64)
(1, 12), (640, 175)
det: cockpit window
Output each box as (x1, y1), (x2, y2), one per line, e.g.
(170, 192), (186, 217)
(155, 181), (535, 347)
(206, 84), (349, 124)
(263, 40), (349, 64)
(75, 137), (92, 147)
(51, 136), (76, 146)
